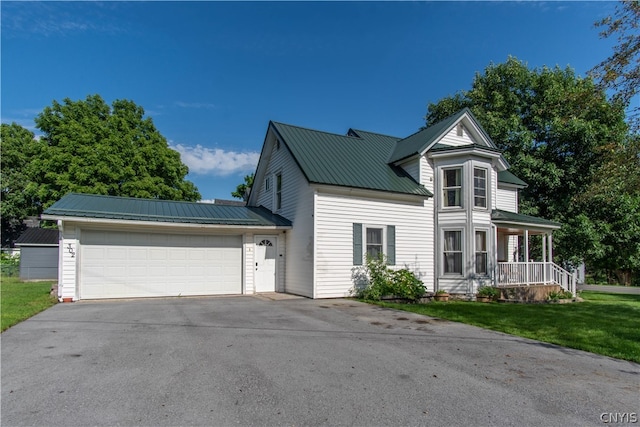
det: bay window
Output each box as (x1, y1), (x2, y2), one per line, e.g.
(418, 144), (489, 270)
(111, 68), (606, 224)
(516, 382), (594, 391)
(443, 230), (463, 274)
(475, 230), (488, 275)
(443, 168), (462, 207)
(474, 168), (487, 208)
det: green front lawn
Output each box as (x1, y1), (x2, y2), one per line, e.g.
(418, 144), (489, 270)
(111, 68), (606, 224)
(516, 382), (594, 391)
(372, 291), (640, 363)
(1, 277), (57, 332)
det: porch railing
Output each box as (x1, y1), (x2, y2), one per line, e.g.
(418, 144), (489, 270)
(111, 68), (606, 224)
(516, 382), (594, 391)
(497, 262), (576, 295)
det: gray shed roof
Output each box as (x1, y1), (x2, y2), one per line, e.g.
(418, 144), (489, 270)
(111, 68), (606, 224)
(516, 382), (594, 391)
(43, 193), (292, 227)
(15, 228), (59, 246)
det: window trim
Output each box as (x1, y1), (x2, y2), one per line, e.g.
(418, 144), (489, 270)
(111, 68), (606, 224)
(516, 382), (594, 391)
(353, 224), (396, 266)
(474, 228), (489, 276)
(442, 229), (464, 276)
(473, 167), (488, 209)
(265, 176), (271, 192)
(442, 167), (463, 208)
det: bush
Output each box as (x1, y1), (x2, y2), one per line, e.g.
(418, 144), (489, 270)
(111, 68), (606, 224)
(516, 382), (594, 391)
(1, 252), (20, 277)
(477, 285), (500, 299)
(547, 290), (574, 301)
(354, 255), (426, 303)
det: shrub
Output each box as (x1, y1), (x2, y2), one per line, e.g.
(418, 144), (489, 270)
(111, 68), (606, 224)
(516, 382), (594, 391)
(477, 285), (500, 299)
(353, 255), (425, 303)
(1, 252), (20, 277)
(547, 290), (574, 301)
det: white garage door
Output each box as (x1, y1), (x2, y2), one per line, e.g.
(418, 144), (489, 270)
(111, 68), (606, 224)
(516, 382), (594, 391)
(80, 230), (242, 299)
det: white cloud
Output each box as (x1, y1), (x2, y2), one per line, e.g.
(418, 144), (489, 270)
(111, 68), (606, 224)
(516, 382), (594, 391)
(198, 199), (217, 204)
(173, 144), (259, 176)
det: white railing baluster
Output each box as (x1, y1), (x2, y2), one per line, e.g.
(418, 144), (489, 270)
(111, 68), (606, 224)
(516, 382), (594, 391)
(498, 262), (575, 296)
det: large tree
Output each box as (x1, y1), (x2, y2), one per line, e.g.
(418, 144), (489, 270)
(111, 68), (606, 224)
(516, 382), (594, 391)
(425, 57), (629, 264)
(33, 95), (200, 205)
(559, 135), (640, 285)
(590, 0), (640, 131)
(1, 95), (200, 244)
(0, 123), (42, 245)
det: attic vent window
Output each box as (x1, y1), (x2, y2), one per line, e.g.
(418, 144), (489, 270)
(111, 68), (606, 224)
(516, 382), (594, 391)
(275, 139), (280, 150)
(456, 124), (464, 137)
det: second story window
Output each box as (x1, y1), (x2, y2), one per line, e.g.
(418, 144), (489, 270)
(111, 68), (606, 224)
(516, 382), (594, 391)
(474, 168), (487, 208)
(276, 173), (282, 210)
(443, 168), (462, 207)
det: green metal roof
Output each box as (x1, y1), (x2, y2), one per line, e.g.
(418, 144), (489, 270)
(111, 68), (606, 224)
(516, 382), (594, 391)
(270, 122), (432, 197)
(43, 193), (292, 227)
(491, 209), (561, 229)
(497, 170), (528, 187)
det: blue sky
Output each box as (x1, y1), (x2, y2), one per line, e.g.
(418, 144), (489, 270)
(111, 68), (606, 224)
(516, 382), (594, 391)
(1, 1), (621, 202)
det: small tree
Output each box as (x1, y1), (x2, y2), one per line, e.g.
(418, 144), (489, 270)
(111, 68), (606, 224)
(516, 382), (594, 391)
(231, 174), (254, 200)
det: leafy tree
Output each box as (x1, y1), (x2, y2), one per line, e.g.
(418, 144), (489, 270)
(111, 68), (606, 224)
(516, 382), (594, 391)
(590, 0), (640, 130)
(560, 135), (640, 285)
(32, 95), (200, 206)
(0, 123), (42, 245)
(425, 57), (629, 265)
(231, 173), (254, 200)
(1, 95), (200, 244)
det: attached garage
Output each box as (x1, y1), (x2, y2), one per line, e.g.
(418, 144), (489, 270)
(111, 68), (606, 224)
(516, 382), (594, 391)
(42, 193), (291, 302)
(80, 230), (243, 299)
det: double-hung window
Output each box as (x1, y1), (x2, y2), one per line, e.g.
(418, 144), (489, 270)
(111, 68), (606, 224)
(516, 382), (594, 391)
(443, 168), (462, 207)
(443, 230), (463, 274)
(275, 173), (282, 210)
(366, 227), (384, 260)
(474, 168), (487, 208)
(352, 224), (396, 265)
(475, 230), (488, 275)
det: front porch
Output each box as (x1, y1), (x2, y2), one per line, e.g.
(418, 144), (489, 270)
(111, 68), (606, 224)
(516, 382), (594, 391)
(497, 262), (576, 295)
(492, 209), (576, 296)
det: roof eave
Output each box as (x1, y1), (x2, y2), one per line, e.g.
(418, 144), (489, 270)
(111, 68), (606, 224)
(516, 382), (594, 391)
(41, 214), (292, 229)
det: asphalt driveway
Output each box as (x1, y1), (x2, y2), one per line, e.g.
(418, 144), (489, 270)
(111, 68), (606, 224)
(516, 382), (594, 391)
(2, 294), (638, 426)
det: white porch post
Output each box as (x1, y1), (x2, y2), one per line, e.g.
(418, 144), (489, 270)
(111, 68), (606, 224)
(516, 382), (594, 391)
(524, 229), (530, 285)
(542, 234), (547, 284)
(548, 234), (553, 263)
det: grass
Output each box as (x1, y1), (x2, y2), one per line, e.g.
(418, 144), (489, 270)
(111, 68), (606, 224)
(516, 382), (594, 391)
(371, 291), (640, 363)
(1, 276), (57, 332)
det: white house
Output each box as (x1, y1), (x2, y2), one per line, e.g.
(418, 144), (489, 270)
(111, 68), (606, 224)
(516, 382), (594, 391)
(44, 109), (573, 301)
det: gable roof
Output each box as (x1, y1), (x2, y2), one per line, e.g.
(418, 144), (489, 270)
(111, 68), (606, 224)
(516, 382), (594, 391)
(43, 193), (292, 227)
(388, 108), (498, 164)
(270, 122), (432, 197)
(15, 228), (59, 246)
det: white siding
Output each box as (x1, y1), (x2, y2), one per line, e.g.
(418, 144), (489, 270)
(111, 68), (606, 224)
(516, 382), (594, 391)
(438, 124), (479, 147)
(251, 136), (315, 297)
(58, 225), (78, 301)
(399, 158), (420, 182)
(496, 185), (518, 212)
(244, 233), (254, 294)
(420, 157), (435, 194)
(314, 192), (434, 298)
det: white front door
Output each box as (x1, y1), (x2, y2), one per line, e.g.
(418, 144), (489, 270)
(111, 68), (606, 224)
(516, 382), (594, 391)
(255, 236), (277, 292)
